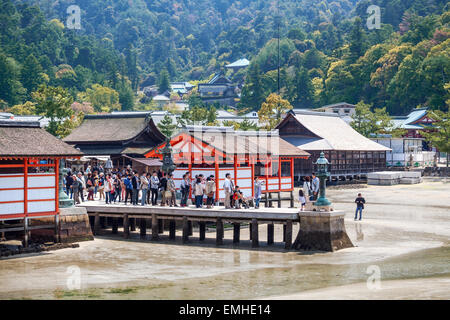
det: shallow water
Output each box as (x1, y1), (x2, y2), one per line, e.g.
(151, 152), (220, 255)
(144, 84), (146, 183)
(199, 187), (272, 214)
(0, 182), (449, 300)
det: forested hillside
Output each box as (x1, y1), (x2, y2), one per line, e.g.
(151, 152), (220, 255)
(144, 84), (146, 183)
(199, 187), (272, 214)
(1, 0), (449, 116)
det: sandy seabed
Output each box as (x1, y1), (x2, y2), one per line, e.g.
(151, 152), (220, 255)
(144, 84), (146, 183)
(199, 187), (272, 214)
(0, 181), (449, 300)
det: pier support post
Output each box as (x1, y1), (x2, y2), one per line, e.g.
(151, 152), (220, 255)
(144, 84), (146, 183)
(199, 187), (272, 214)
(94, 213), (100, 235)
(251, 219), (259, 248)
(283, 224), (286, 242)
(188, 221), (193, 236)
(23, 218), (29, 248)
(123, 214), (129, 239)
(130, 218), (136, 232)
(290, 191), (295, 208)
(249, 222), (252, 240)
(285, 221), (292, 250)
(112, 217), (118, 234)
(216, 218), (223, 246)
(152, 214), (158, 241)
(169, 220), (176, 240)
(139, 219), (146, 239)
(199, 222), (206, 241)
(233, 223), (240, 244)
(182, 217), (189, 244)
(267, 223), (274, 245)
(264, 193), (269, 208)
(277, 192), (282, 208)
(158, 219), (164, 234)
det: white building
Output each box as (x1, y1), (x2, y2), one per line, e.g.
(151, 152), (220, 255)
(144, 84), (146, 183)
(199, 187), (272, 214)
(371, 135), (436, 167)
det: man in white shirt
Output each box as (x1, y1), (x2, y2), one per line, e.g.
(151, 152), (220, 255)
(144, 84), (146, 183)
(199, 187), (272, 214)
(311, 172), (320, 201)
(223, 173), (233, 209)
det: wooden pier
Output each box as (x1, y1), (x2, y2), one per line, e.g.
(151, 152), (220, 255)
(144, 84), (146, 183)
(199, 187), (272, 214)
(79, 202), (299, 250)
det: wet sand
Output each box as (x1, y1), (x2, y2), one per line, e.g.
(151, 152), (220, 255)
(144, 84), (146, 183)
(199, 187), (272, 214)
(0, 181), (449, 300)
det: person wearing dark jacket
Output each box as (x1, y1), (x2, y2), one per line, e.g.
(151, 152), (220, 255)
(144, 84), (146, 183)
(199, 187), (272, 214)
(124, 175), (133, 205)
(355, 193), (366, 221)
(159, 173), (168, 206)
(66, 172), (74, 199)
(131, 172), (140, 205)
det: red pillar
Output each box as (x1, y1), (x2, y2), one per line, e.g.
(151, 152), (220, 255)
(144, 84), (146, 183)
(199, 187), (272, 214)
(24, 158), (28, 218)
(55, 158), (59, 215)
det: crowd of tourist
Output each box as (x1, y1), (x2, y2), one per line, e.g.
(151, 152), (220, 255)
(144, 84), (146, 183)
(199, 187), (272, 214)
(64, 164), (333, 212)
(63, 164), (259, 210)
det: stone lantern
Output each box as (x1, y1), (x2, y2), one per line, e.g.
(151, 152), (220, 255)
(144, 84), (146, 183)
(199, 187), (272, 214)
(314, 152), (332, 208)
(158, 138), (177, 174)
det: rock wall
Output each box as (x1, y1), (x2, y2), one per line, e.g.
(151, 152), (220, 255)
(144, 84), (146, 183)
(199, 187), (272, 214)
(31, 207), (94, 243)
(293, 211), (354, 252)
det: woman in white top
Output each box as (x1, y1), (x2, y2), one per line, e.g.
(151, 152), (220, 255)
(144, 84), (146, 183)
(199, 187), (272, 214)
(302, 176), (312, 202)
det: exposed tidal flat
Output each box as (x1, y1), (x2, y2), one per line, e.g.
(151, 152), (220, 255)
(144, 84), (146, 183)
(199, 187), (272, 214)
(0, 181), (449, 300)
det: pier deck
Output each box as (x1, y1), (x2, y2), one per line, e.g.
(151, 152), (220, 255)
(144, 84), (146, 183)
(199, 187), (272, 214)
(79, 201), (300, 249)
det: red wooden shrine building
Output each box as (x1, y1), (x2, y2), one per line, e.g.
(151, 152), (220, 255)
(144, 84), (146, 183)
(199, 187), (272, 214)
(0, 121), (82, 243)
(145, 126), (310, 202)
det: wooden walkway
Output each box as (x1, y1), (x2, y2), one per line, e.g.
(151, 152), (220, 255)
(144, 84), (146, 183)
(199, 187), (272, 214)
(79, 202), (300, 249)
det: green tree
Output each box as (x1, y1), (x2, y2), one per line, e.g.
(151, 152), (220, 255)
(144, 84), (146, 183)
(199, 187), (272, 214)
(291, 67), (315, 108)
(21, 54), (44, 96)
(32, 85), (74, 137)
(7, 101), (36, 115)
(351, 101), (405, 137)
(348, 17), (368, 62)
(258, 93), (293, 130)
(157, 114), (177, 137)
(78, 84), (120, 113)
(117, 83), (135, 111)
(158, 69), (170, 94)
(239, 63), (265, 110)
(422, 110), (450, 173)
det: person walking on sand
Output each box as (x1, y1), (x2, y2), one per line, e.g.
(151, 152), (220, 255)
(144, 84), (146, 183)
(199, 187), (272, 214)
(354, 193), (366, 221)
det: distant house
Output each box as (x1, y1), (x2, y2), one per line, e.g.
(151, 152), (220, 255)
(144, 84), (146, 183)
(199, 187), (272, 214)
(276, 110), (390, 182)
(153, 95), (171, 108)
(371, 135), (435, 168)
(314, 102), (356, 124)
(215, 110), (259, 126)
(170, 82), (194, 96)
(226, 58), (250, 72)
(392, 108), (436, 139)
(198, 73), (239, 107)
(63, 113), (166, 168)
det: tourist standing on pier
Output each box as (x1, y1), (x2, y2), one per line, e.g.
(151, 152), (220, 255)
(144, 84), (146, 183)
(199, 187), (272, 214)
(299, 190), (306, 211)
(86, 173), (94, 201)
(354, 193), (366, 221)
(303, 176), (312, 201)
(77, 172), (86, 202)
(103, 174), (110, 204)
(140, 172), (149, 206)
(223, 173), (233, 209)
(98, 173), (105, 201)
(311, 173), (320, 201)
(149, 171), (159, 206)
(254, 176), (262, 209)
(131, 171), (140, 205)
(113, 174), (121, 202)
(205, 177), (216, 208)
(194, 177), (204, 208)
(180, 174), (190, 207)
(167, 173), (177, 207)
(72, 174), (81, 204)
(124, 174), (133, 204)
(159, 173), (168, 206)
(66, 171), (74, 199)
